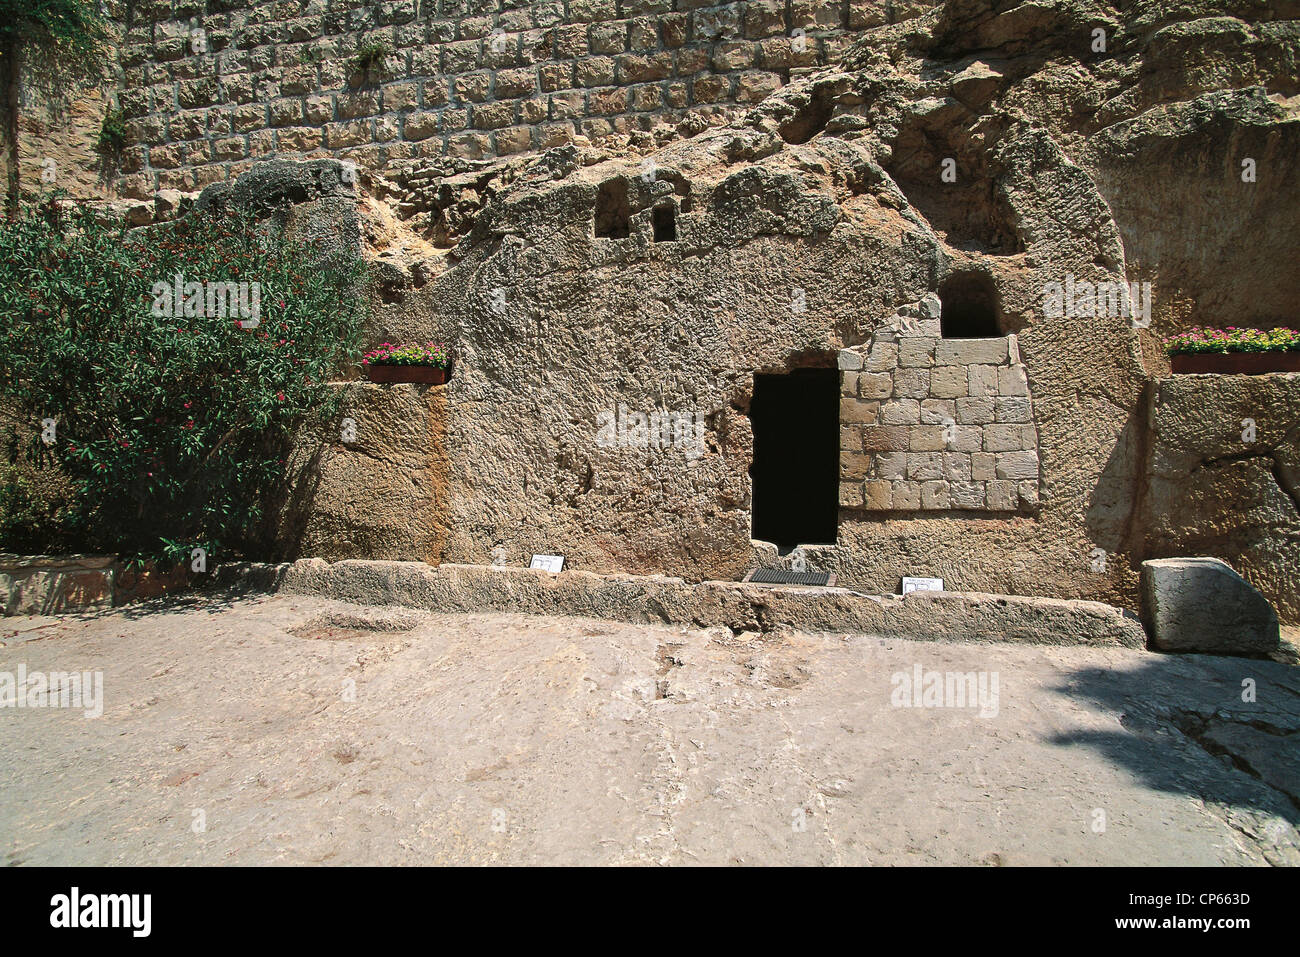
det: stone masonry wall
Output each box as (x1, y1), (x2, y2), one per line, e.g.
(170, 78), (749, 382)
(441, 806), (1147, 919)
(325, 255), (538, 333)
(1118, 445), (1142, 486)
(838, 294), (1040, 514)
(99, 0), (899, 202)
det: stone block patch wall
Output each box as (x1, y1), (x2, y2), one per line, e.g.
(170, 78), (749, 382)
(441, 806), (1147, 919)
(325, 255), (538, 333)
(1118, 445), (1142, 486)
(106, 0), (884, 201)
(837, 295), (1040, 514)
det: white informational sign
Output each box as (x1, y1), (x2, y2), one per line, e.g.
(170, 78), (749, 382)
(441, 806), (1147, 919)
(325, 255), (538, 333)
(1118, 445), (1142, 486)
(529, 554), (564, 573)
(901, 576), (943, 594)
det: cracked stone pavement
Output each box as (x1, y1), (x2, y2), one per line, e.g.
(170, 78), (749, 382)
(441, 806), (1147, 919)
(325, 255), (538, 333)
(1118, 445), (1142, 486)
(1, 594), (1297, 865)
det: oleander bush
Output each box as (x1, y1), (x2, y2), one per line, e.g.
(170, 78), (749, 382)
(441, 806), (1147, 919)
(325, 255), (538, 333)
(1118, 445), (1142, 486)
(0, 197), (365, 565)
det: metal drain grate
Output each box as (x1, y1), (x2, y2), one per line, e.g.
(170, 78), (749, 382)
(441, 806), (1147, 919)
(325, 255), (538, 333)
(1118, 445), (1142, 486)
(745, 568), (833, 586)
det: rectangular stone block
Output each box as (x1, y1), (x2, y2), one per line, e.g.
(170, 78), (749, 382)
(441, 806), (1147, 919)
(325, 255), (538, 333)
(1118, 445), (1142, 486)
(942, 452), (971, 481)
(880, 399), (920, 425)
(892, 368), (930, 398)
(995, 397), (1032, 423)
(199, 137), (234, 164)
(858, 372), (892, 399)
(736, 70), (782, 103)
(907, 452), (943, 481)
(891, 482), (921, 510)
(998, 364), (1030, 396)
(861, 426), (907, 452)
(404, 111), (440, 140)
(840, 426), (862, 452)
(898, 318), (941, 338)
(863, 341), (898, 372)
(950, 426), (983, 452)
(839, 481), (863, 508)
(909, 426), (946, 451)
(987, 479), (1017, 510)
(840, 452), (871, 481)
(276, 127), (321, 151)
(929, 365), (967, 399)
(968, 364), (998, 397)
(935, 337), (1009, 366)
(864, 480), (892, 510)
(875, 451), (907, 481)
(898, 337), (936, 367)
(984, 424), (1036, 452)
(837, 349), (863, 371)
(971, 452), (997, 481)
(325, 120), (370, 148)
(841, 371), (859, 396)
(995, 450), (1040, 481)
(840, 397), (878, 425)
(919, 398), (955, 425)
(955, 396), (994, 425)
(495, 126), (533, 154)
(921, 480), (950, 510)
(949, 480), (986, 509)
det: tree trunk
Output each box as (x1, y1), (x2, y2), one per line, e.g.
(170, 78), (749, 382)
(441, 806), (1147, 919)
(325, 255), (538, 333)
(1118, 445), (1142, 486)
(2, 40), (20, 216)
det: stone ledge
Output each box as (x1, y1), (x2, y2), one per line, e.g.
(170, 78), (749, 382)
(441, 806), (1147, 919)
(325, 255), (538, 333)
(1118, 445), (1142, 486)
(0, 555), (193, 616)
(209, 558), (1147, 648)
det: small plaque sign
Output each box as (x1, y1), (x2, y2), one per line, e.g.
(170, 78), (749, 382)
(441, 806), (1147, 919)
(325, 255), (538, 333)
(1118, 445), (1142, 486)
(529, 554), (564, 573)
(901, 576), (943, 594)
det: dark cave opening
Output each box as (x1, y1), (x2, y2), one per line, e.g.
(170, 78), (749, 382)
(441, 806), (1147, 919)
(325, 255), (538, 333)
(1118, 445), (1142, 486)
(652, 204), (676, 242)
(594, 178), (631, 238)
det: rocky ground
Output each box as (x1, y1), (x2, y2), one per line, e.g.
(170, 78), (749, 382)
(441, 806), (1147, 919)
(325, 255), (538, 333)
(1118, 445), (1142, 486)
(1, 594), (1296, 866)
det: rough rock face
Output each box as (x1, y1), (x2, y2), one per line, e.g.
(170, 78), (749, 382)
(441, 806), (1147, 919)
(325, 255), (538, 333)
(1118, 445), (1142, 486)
(1144, 373), (1300, 622)
(197, 1), (1299, 623)
(1141, 557), (1281, 655)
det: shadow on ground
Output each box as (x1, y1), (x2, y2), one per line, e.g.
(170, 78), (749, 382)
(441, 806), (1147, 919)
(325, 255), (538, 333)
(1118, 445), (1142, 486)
(1049, 652), (1300, 832)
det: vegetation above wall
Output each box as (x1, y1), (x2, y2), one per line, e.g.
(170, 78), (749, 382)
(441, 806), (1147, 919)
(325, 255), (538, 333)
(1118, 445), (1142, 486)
(0, 199), (366, 566)
(1165, 327), (1300, 355)
(0, 0), (108, 212)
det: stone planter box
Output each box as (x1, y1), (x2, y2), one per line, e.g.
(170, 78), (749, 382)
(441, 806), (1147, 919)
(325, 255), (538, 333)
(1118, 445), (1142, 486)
(365, 364), (447, 385)
(1170, 351), (1300, 374)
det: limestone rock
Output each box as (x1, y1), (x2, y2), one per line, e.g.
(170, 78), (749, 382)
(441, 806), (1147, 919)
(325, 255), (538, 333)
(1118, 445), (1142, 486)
(210, 558), (1148, 648)
(1141, 558), (1281, 655)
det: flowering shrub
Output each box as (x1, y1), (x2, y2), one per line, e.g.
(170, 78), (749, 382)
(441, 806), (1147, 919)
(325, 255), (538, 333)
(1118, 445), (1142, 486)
(1165, 327), (1300, 355)
(362, 342), (449, 367)
(0, 198), (365, 565)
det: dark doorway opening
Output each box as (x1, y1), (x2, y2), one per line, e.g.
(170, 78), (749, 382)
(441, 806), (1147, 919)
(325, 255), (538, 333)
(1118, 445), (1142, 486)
(594, 178), (630, 238)
(939, 272), (1000, 338)
(750, 367), (838, 554)
(652, 204), (676, 242)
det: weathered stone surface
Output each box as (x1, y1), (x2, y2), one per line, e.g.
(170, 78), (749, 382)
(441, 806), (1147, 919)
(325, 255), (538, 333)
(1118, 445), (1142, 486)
(1141, 557), (1281, 655)
(5, 594), (1297, 865)
(210, 558), (1147, 648)
(8, 0), (1298, 629)
(0, 555), (115, 616)
(1144, 374), (1300, 623)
